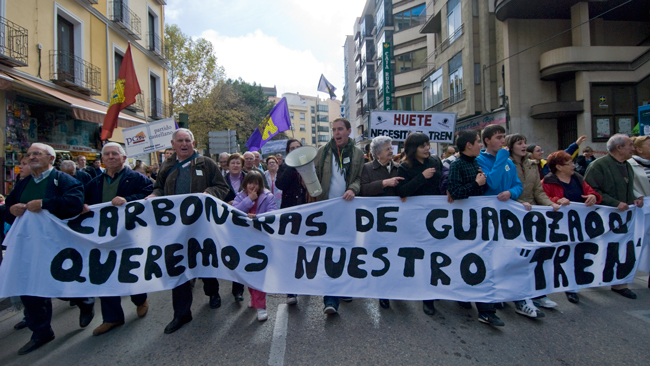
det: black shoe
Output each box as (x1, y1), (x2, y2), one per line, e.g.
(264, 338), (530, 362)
(18, 335), (55, 355)
(612, 288), (637, 299)
(379, 299), (390, 309)
(341, 297), (353, 302)
(14, 319), (27, 330)
(494, 302), (506, 309)
(209, 295), (221, 309)
(478, 312), (504, 327)
(422, 300), (436, 315)
(458, 301), (472, 310)
(164, 316), (192, 334)
(565, 292), (579, 304)
(233, 293), (244, 302)
(79, 306), (95, 328)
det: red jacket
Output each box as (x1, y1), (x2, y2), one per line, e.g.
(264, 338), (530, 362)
(542, 173), (602, 204)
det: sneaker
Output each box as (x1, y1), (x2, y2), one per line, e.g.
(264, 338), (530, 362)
(286, 295), (298, 305)
(323, 305), (338, 315)
(478, 312), (505, 327)
(257, 309), (268, 322)
(514, 300), (544, 318)
(533, 296), (558, 309)
(612, 288), (637, 299)
(565, 292), (579, 304)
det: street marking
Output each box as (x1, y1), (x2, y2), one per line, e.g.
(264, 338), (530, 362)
(626, 310), (650, 325)
(268, 304), (289, 366)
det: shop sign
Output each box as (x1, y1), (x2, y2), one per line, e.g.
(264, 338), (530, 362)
(44, 143), (97, 153)
(122, 118), (177, 158)
(455, 110), (507, 133)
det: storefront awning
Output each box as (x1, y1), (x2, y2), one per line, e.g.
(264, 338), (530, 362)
(7, 74), (145, 128)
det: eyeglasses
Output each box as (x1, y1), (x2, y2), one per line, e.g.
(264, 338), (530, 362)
(562, 161), (575, 166)
(26, 152), (50, 157)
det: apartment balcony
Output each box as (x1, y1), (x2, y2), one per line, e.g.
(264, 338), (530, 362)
(444, 89), (466, 109)
(79, 0), (99, 4)
(150, 98), (171, 120)
(147, 32), (166, 61)
(420, 51), (436, 80)
(539, 46), (650, 80)
(49, 51), (101, 95)
(109, 1), (142, 40)
(495, 0), (649, 22)
(420, 0), (443, 34)
(0, 16), (28, 67)
(434, 24), (463, 57)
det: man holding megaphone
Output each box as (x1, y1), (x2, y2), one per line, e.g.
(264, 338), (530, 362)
(313, 117), (365, 315)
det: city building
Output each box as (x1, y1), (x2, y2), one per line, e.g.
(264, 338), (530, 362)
(342, 35), (358, 131)
(262, 86), (277, 97)
(283, 93), (341, 148)
(0, 0), (169, 194)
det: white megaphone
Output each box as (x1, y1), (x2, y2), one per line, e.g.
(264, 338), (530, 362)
(285, 146), (322, 197)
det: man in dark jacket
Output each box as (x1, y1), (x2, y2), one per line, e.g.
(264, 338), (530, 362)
(147, 128), (232, 334)
(60, 160), (92, 186)
(447, 131), (504, 327)
(84, 143), (153, 336)
(585, 133), (644, 300)
(276, 139), (307, 209)
(4, 143), (94, 355)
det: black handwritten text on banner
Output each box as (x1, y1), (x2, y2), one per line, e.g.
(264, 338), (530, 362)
(0, 195), (647, 302)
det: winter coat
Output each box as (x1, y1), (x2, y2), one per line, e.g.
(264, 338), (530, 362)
(397, 156), (444, 197)
(628, 157), (650, 197)
(4, 169), (84, 225)
(476, 149), (522, 199)
(584, 154), (636, 207)
(153, 151), (232, 201)
(360, 159), (401, 197)
(275, 163), (308, 208)
(85, 168), (153, 205)
(314, 141), (365, 201)
(512, 154), (554, 206)
(232, 189), (277, 215)
(542, 172), (602, 204)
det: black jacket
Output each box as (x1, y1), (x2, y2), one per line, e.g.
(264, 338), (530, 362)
(360, 160), (401, 197)
(397, 156), (444, 197)
(224, 171), (246, 202)
(275, 163), (307, 208)
(74, 169), (93, 186)
(4, 169), (84, 225)
(85, 168), (154, 205)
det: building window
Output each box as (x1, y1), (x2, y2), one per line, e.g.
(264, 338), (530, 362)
(300, 124), (306, 131)
(311, 106), (315, 113)
(114, 51), (124, 81)
(318, 135), (329, 142)
(448, 0), (462, 42)
(318, 104), (328, 112)
(396, 48), (427, 73)
(318, 126), (329, 132)
(312, 137), (316, 144)
(474, 63), (481, 85)
(312, 126), (316, 133)
(311, 116), (315, 123)
(149, 72), (162, 118)
(300, 112), (305, 120)
(423, 68), (443, 110)
(449, 52), (463, 103)
(290, 111), (294, 119)
(591, 84), (637, 141)
(317, 114), (329, 122)
(395, 4), (426, 32)
(396, 94), (423, 111)
(301, 138), (306, 145)
(147, 7), (161, 54)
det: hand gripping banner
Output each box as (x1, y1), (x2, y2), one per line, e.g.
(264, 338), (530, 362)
(0, 195), (648, 302)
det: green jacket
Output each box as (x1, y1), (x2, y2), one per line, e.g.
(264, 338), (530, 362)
(584, 154), (635, 207)
(314, 139), (365, 201)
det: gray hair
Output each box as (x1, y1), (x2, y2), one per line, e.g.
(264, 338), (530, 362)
(370, 136), (393, 160)
(219, 152), (230, 159)
(172, 128), (194, 141)
(102, 142), (126, 156)
(60, 160), (76, 171)
(31, 143), (56, 157)
(607, 133), (629, 152)
(243, 151), (254, 158)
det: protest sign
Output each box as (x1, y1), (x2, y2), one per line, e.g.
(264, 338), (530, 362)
(123, 118), (177, 158)
(0, 195), (647, 302)
(369, 111), (457, 142)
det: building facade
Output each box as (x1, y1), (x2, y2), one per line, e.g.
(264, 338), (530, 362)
(0, 0), (169, 194)
(284, 93), (341, 148)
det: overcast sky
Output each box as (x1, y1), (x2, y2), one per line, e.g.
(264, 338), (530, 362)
(165, 0), (367, 99)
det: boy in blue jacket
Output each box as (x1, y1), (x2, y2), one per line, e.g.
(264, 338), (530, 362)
(476, 124), (522, 200)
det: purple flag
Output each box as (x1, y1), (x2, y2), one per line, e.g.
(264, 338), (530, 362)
(246, 97), (292, 151)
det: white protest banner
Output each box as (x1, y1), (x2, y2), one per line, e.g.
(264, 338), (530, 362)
(370, 111), (457, 142)
(0, 195), (647, 302)
(122, 117), (177, 158)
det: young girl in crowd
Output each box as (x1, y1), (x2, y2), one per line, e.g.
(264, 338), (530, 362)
(232, 170), (278, 321)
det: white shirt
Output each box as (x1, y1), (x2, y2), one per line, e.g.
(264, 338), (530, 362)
(328, 155), (347, 199)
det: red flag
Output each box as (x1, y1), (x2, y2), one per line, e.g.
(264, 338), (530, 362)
(101, 43), (141, 140)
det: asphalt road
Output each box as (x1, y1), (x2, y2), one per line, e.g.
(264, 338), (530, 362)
(1, 273), (649, 366)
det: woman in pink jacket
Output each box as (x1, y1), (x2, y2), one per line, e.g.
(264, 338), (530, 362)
(232, 170), (278, 321)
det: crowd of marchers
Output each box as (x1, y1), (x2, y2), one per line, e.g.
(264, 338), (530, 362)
(1, 118), (648, 356)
